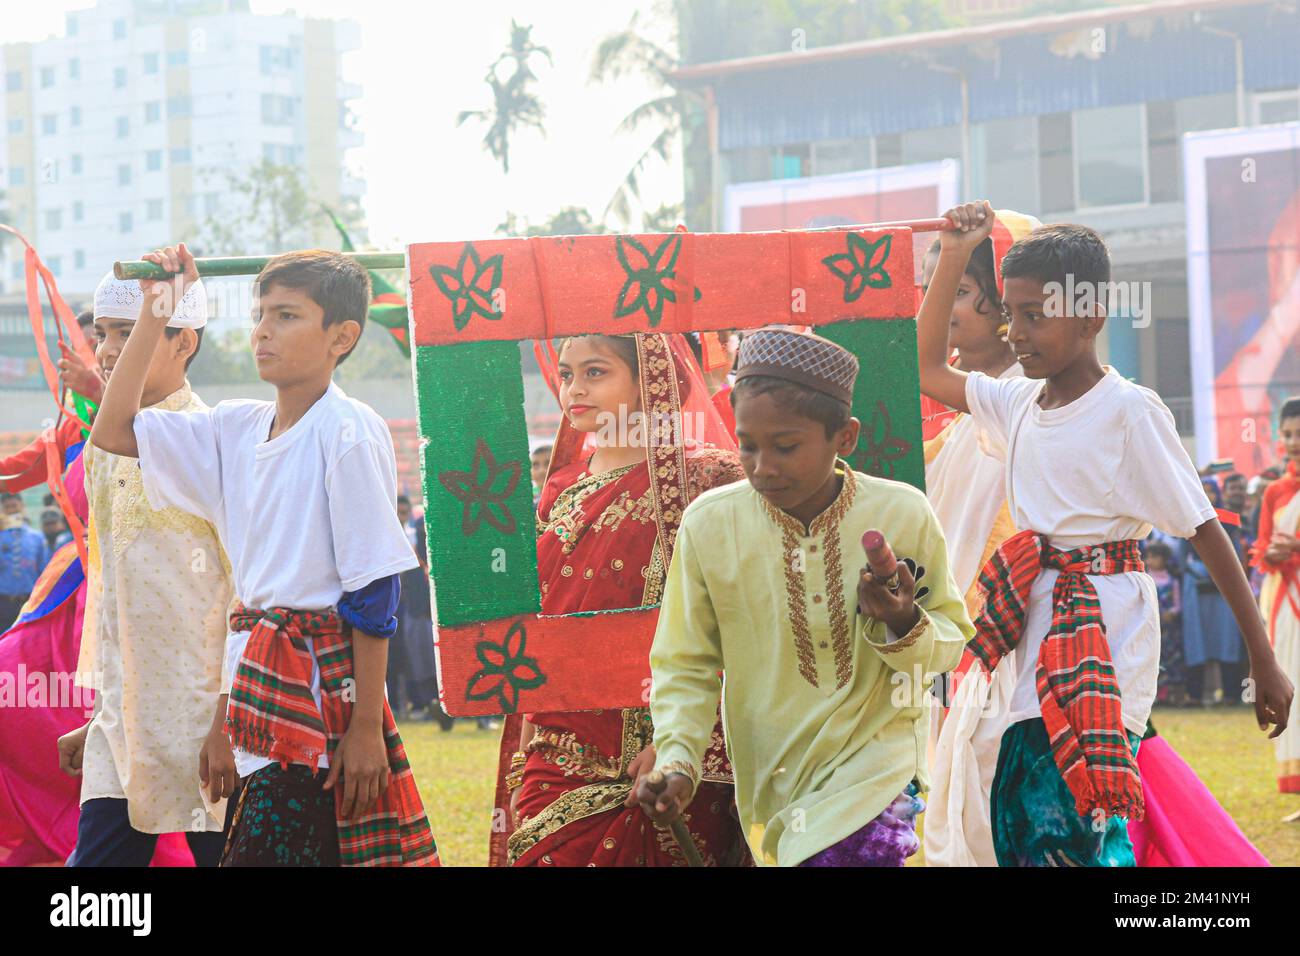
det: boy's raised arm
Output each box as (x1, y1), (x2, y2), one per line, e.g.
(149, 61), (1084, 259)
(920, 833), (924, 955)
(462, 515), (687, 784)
(90, 243), (198, 458)
(916, 202), (998, 414)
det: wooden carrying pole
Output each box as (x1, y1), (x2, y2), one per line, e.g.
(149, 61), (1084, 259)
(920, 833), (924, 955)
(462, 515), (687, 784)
(113, 251), (406, 280)
(112, 220), (951, 281)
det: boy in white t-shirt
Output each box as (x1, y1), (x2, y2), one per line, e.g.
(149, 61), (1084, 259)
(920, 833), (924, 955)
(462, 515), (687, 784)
(90, 244), (439, 867)
(917, 202), (1294, 867)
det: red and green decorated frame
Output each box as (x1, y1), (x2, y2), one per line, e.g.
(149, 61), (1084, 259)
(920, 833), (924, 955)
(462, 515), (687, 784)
(408, 224), (926, 716)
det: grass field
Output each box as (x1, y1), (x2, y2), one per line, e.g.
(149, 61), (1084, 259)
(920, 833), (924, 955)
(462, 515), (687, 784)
(401, 706), (1299, 867)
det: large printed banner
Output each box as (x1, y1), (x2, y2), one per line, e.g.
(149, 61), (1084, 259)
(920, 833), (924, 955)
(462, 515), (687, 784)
(1184, 125), (1300, 473)
(408, 226), (923, 715)
(723, 159), (960, 279)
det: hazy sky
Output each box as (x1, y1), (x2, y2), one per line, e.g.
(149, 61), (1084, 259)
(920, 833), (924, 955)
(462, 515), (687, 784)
(8, 1), (685, 249)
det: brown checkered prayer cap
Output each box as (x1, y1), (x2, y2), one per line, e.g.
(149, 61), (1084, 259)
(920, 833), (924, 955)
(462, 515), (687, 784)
(734, 329), (859, 405)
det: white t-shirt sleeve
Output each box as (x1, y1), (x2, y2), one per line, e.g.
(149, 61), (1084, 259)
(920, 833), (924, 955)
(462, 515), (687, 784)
(134, 406), (222, 522)
(1114, 399), (1217, 539)
(965, 371), (1027, 462)
(327, 439), (419, 592)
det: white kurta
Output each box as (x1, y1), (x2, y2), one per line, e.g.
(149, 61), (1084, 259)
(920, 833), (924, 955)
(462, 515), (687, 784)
(76, 383), (234, 834)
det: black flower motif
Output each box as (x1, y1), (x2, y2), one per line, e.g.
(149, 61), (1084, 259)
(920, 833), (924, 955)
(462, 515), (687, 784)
(438, 438), (522, 536)
(850, 400), (912, 478)
(465, 619), (546, 713)
(822, 232), (893, 303)
(428, 242), (504, 331)
(901, 557), (930, 603)
(613, 233), (701, 327)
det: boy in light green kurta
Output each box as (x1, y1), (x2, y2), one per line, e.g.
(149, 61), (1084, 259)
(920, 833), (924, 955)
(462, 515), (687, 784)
(638, 329), (972, 866)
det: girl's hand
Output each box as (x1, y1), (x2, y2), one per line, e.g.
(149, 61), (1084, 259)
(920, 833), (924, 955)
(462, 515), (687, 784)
(57, 721), (90, 777)
(198, 725), (239, 803)
(324, 722), (391, 819)
(938, 201), (996, 255)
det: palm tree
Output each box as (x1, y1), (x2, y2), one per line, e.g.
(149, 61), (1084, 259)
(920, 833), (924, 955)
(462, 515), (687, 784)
(457, 20), (552, 175)
(589, 10), (692, 227)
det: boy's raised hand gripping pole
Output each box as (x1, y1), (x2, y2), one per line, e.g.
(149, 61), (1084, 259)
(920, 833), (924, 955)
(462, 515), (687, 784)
(862, 529), (901, 594)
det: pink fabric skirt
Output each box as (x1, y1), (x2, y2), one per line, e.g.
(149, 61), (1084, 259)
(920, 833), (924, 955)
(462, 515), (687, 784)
(1127, 735), (1269, 867)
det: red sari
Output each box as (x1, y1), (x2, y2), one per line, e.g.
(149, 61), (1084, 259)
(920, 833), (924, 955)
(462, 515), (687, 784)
(490, 332), (748, 867)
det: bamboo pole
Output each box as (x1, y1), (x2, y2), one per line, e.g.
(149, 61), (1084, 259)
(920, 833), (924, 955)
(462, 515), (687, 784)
(113, 252), (406, 281)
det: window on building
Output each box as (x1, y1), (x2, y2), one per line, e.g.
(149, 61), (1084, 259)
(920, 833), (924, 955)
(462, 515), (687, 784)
(119, 211), (133, 233)
(1252, 90), (1300, 126)
(260, 45), (294, 73)
(261, 94), (297, 126)
(900, 125), (962, 165)
(167, 95), (192, 116)
(6, 118), (22, 134)
(1075, 104), (1146, 208)
(144, 52), (159, 74)
(45, 209), (62, 230)
(70, 154), (82, 175)
(73, 200), (83, 221)
(114, 67), (127, 89)
(118, 164), (132, 186)
(11, 263), (22, 280)
(146, 198), (163, 220)
(1038, 112), (1075, 213)
(170, 146), (192, 164)
(145, 101), (162, 123)
(9, 166), (25, 186)
(69, 58), (80, 80)
(67, 14), (79, 36)
(167, 50), (189, 67)
(5, 71), (22, 93)
(811, 139), (873, 176)
(875, 133), (902, 168)
(972, 116), (1040, 216)
(70, 106), (81, 128)
(40, 66), (54, 88)
(146, 149), (162, 171)
(48, 256), (61, 276)
(74, 249), (85, 270)
(723, 147), (775, 185)
(41, 114), (57, 135)
(116, 117), (130, 139)
(114, 19), (127, 40)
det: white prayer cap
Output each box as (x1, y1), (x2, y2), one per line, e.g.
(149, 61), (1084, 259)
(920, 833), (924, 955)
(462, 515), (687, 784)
(93, 271), (209, 329)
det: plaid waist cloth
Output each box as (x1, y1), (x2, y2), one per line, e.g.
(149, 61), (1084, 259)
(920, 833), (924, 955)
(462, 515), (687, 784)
(226, 603), (439, 867)
(967, 530), (1146, 821)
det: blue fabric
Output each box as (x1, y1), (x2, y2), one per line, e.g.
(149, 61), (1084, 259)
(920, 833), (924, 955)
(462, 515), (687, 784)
(1181, 555), (1243, 666)
(0, 524), (49, 595)
(68, 797), (225, 867)
(338, 573), (400, 638)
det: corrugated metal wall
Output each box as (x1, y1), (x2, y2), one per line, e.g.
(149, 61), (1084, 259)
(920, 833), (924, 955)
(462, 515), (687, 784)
(715, 5), (1300, 150)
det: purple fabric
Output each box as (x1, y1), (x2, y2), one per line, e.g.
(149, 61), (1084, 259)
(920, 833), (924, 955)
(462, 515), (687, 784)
(798, 783), (924, 867)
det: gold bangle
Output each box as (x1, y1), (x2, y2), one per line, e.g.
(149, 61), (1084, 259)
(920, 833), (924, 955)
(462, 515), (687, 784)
(509, 750), (527, 771)
(505, 768), (525, 792)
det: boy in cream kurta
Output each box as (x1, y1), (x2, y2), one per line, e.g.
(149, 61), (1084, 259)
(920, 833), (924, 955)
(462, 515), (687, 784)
(59, 273), (234, 867)
(639, 329), (972, 866)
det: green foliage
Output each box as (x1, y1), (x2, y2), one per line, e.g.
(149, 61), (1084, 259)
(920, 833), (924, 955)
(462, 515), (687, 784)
(495, 205), (607, 237)
(457, 21), (552, 175)
(196, 159), (365, 257)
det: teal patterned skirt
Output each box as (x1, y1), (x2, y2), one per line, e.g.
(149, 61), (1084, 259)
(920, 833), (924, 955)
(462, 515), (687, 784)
(991, 718), (1141, 867)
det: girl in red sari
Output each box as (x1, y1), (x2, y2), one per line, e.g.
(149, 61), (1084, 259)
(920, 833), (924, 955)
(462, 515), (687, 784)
(490, 332), (747, 867)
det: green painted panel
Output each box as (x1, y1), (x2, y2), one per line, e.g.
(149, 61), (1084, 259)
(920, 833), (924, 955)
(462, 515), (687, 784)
(414, 342), (540, 627)
(819, 318), (925, 493)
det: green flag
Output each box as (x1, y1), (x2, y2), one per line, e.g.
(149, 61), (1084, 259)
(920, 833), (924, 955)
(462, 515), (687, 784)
(325, 207), (410, 358)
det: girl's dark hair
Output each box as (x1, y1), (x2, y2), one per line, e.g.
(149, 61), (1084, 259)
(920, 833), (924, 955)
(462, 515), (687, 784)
(557, 334), (639, 378)
(1280, 396), (1300, 423)
(731, 374), (851, 438)
(926, 237), (1001, 318)
(1145, 541), (1173, 562)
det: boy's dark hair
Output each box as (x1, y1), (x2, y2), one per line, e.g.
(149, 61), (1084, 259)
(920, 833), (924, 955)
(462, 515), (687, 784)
(76, 309), (94, 329)
(162, 325), (204, 369)
(398, 494), (411, 507)
(1280, 396), (1300, 423)
(256, 250), (371, 367)
(1224, 471), (1246, 487)
(1144, 541), (1173, 562)
(1, 491), (21, 503)
(731, 374), (851, 439)
(532, 443), (553, 457)
(1000, 224), (1111, 298)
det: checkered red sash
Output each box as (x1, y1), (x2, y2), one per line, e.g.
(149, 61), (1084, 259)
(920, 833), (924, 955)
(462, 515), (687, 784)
(226, 604), (439, 867)
(967, 530), (1146, 821)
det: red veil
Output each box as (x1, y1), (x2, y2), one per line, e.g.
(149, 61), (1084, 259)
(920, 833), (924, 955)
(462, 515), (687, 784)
(488, 333), (738, 866)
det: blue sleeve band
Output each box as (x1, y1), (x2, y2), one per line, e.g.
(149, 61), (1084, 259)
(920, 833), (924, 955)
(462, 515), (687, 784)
(338, 573), (401, 638)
